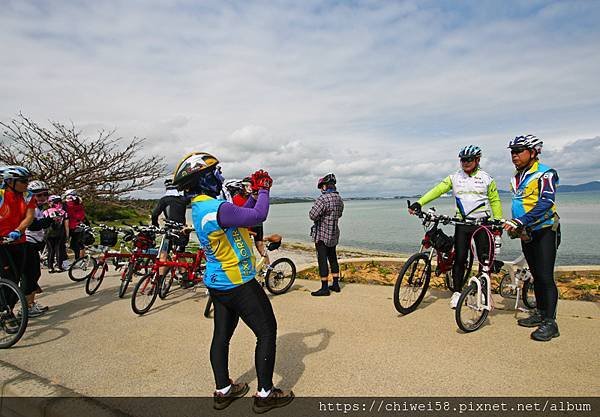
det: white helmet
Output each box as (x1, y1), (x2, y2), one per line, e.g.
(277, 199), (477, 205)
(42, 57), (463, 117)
(63, 189), (78, 200)
(508, 135), (543, 154)
(28, 180), (49, 193)
(1, 165), (31, 181)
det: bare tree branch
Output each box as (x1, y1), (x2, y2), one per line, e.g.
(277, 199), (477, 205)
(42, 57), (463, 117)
(0, 113), (166, 203)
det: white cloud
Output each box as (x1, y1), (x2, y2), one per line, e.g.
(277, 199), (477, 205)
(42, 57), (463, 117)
(1, 0), (599, 197)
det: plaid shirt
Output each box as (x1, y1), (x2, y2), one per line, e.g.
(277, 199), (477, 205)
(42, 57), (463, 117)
(309, 191), (344, 246)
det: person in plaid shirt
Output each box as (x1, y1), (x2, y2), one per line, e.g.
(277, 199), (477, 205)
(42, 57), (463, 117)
(309, 173), (344, 296)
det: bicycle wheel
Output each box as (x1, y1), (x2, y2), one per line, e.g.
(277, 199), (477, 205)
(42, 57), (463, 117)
(265, 258), (296, 295)
(158, 268), (173, 299)
(0, 279), (28, 349)
(204, 295), (213, 318)
(85, 264), (106, 295)
(393, 252), (432, 315)
(455, 280), (489, 332)
(521, 279), (537, 309)
(68, 256), (97, 282)
(131, 272), (159, 315)
(499, 273), (516, 298)
(118, 262), (135, 298)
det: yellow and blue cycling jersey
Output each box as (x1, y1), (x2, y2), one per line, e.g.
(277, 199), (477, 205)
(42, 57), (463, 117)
(191, 195), (256, 290)
(510, 161), (559, 231)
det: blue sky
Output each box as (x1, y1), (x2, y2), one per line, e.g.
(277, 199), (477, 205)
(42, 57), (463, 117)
(1, 0), (599, 197)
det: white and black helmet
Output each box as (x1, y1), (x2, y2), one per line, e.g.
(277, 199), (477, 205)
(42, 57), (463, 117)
(458, 145), (482, 159)
(0, 165), (31, 181)
(28, 180), (49, 193)
(508, 134), (543, 154)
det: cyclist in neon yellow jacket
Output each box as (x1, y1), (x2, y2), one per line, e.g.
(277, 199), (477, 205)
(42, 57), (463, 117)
(408, 145), (502, 309)
(503, 135), (560, 342)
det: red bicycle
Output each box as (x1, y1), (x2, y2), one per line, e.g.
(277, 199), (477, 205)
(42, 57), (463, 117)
(83, 225), (134, 295)
(393, 203), (474, 315)
(117, 225), (159, 298)
(131, 225), (206, 315)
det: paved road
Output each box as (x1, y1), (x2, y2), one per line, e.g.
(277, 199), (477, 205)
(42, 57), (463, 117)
(2, 265), (599, 399)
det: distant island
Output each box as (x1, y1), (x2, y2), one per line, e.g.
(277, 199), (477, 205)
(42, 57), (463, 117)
(556, 181), (600, 192)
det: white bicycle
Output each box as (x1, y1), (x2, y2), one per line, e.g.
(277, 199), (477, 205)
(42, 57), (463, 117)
(455, 218), (505, 333)
(497, 254), (536, 311)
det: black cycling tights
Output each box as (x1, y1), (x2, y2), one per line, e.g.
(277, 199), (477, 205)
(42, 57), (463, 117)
(209, 279), (277, 391)
(521, 227), (560, 320)
(452, 224), (489, 291)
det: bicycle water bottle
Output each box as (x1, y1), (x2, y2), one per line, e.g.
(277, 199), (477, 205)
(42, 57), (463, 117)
(494, 234), (502, 257)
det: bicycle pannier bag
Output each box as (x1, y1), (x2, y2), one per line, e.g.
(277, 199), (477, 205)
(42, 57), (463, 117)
(99, 229), (118, 247)
(82, 230), (96, 246)
(429, 228), (454, 253)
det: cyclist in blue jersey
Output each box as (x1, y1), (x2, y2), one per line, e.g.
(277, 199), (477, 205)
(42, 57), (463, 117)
(503, 135), (561, 342)
(172, 152), (294, 413)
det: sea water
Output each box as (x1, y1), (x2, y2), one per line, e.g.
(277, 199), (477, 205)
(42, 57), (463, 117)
(263, 192), (600, 266)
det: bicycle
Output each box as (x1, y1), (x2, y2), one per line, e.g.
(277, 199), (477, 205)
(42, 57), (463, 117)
(76, 225), (131, 295)
(203, 235), (297, 318)
(455, 218), (506, 332)
(117, 224), (159, 298)
(393, 202), (473, 315)
(131, 223), (206, 315)
(67, 224), (98, 282)
(497, 254), (536, 311)
(0, 237), (29, 349)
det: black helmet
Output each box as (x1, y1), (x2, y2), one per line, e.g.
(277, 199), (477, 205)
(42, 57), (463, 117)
(317, 173), (336, 189)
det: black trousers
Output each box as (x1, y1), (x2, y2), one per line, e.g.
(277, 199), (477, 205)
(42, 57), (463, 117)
(24, 242), (43, 296)
(47, 236), (67, 269)
(0, 243), (26, 308)
(315, 241), (340, 278)
(208, 279), (277, 391)
(521, 226), (560, 319)
(452, 224), (490, 291)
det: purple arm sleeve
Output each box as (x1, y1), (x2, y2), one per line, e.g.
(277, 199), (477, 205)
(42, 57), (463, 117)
(243, 195), (256, 208)
(218, 190), (269, 228)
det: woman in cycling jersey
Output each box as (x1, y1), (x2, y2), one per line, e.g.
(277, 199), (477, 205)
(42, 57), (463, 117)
(408, 145), (503, 309)
(172, 152), (293, 413)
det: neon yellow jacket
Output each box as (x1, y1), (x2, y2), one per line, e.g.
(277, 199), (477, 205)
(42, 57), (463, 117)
(417, 168), (503, 220)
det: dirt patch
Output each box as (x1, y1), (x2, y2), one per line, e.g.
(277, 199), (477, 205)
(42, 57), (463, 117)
(298, 260), (600, 302)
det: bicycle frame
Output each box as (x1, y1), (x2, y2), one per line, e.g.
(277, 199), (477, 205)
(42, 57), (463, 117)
(499, 254), (534, 312)
(465, 271), (493, 312)
(417, 210), (464, 287)
(463, 221), (503, 312)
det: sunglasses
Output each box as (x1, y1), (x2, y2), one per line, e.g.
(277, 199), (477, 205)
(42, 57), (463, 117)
(16, 178), (30, 184)
(510, 148), (528, 155)
(460, 157), (476, 163)
(36, 192), (49, 197)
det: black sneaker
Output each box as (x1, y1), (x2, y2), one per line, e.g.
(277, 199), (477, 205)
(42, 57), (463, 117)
(253, 388), (294, 414)
(531, 319), (560, 342)
(311, 288), (330, 297)
(329, 284), (341, 293)
(517, 310), (543, 328)
(1, 313), (19, 335)
(213, 381), (249, 410)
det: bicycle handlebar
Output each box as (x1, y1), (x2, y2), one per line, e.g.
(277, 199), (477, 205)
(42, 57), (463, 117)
(409, 204), (506, 229)
(0, 236), (17, 244)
